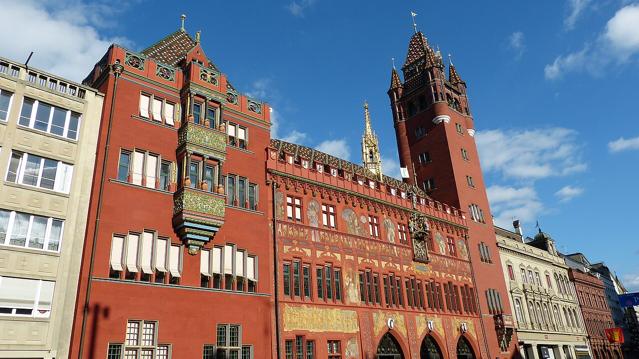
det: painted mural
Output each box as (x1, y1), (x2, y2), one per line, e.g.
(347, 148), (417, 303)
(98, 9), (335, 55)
(341, 208), (364, 236)
(307, 199), (320, 228)
(435, 232), (446, 254)
(383, 217), (395, 243)
(283, 304), (359, 333)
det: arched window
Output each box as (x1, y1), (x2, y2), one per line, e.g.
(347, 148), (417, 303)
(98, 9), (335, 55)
(368, 150), (374, 163)
(528, 302), (537, 324)
(543, 303), (552, 327)
(521, 268), (527, 283)
(553, 305), (562, 327)
(563, 308), (570, 328)
(514, 298), (525, 324)
(536, 303), (545, 324)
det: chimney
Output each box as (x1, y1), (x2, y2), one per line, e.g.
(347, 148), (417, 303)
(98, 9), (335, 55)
(513, 219), (523, 237)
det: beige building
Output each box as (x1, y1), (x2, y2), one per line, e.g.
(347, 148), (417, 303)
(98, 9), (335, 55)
(496, 225), (592, 359)
(0, 57), (103, 358)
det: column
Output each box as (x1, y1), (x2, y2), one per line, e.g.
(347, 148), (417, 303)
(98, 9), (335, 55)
(529, 344), (541, 359)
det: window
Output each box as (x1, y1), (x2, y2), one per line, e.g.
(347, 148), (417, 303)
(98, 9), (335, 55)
(461, 148), (469, 161)
(317, 264), (341, 302)
(202, 247), (256, 292)
(414, 126), (426, 138)
(446, 237), (456, 257)
(466, 175), (474, 187)
(423, 178), (435, 191)
(225, 174), (257, 210)
(368, 215), (379, 238)
(535, 272), (542, 286)
(248, 184), (258, 211)
(286, 196), (302, 222)
(0, 209), (64, 252)
(303, 264), (311, 299)
(283, 263), (291, 296)
(217, 324), (250, 358)
(0, 276), (54, 317)
(514, 298), (525, 324)
(120, 320), (169, 359)
(139, 94), (175, 126)
(118, 151), (131, 181)
(118, 149), (169, 191)
(322, 204), (336, 228)
(107, 344), (123, 359)
(418, 152), (431, 164)
(6, 151), (73, 193)
(203, 345), (216, 359)
(397, 223), (408, 244)
(227, 122), (247, 149)
(109, 233), (181, 282)
(160, 161), (171, 191)
(193, 102), (202, 125)
(18, 97), (81, 140)
(507, 265), (515, 280)
(468, 204), (485, 223)
(285, 336), (313, 359)
(206, 106), (217, 129)
(456, 122), (464, 134)
(327, 340), (341, 359)
(0, 88), (13, 121)
(478, 242), (492, 263)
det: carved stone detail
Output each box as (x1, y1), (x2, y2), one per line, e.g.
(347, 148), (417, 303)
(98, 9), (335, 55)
(409, 212), (430, 263)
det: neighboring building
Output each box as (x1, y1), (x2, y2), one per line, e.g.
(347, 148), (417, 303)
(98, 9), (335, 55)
(0, 57), (104, 358)
(389, 30), (518, 357)
(267, 105), (483, 358)
(496, 226), (591, 359)
(69, 23), (273, 358)
(566, 266), (622, 358)
(574, 258), (639, 358)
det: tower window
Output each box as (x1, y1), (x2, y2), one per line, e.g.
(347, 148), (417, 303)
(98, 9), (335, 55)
(418, 152), (431, 164)
(414, 127), (426, 139)
(466, 176), (474, 187)
(461, 148), (470, 161)
(407, 102), (416, 117)
(456, 123), (464, 134)
(418, 95), (428, 110)
(423, 178), (435, 191)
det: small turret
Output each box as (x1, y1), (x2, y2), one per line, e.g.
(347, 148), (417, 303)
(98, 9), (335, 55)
(361, 102), (383, 179)
(448, 55), (465, 87)
(389, 68), (402, 90)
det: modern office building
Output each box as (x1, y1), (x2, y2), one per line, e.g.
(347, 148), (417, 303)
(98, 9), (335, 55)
(0, 57), (104, 358)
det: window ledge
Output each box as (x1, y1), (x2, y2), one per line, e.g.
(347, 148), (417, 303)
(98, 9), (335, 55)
(16, 124), (79, 144)
(0, 315), (50, 323)
(226, 205), (264, 216)
(0, 244), (61, 257)
(94, 277), (270, 297)
(2, 181), (70, 198)
(228, 145), (254, 155)
(131, 114), (177, 131)
(109, 179), (173, 195)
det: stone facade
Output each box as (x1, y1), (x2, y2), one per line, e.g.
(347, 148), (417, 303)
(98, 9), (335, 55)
(0, 57), (103, 358)
(496, 227), (591, 359)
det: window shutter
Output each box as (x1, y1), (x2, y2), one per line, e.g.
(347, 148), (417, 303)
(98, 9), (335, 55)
(36, 280), (55, 315)
(0, 277), (38, 309)
(227, 124), (236, 137)
(155, 238), (167, 272)
(237, 127), (246, 140)
(224, 245), (234, 274)
(247, 256), (256, 281)
(145, 155), (157, 189)
(139, 94), (150, 117)
(200, 249), (211, 276)
(164, 103), (175, 125)
(110, 235), (124, 271)
(169, 245), (181, 277)
(54, 162), (73, 193)
(212, 247), (222, 274)
(235, 250), (245, 277)
(125, 234), (139, 273)
(132, 151), (144, 185)
(152, 98), (162, 122)
(140, 232), (154, 274)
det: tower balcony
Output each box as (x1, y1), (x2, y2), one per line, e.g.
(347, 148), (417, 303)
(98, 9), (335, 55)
(173, 186), (226, 254)
(174, 120), (227, 254)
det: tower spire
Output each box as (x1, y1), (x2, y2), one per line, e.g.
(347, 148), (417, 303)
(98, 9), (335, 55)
(180, 14), (186, 32)
(410, 11), (418, 33)
(361, 102), (382, 179)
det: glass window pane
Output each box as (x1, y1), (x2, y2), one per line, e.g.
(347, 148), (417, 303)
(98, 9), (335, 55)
(160, 162), (171, 191)
(10, 213), (30, 247)
(204, 166), (213, 192)
(50, 107), (66, 136)
(19, 98), (34, 126)
(34, 102), (51, 132)
(118, 152), (130, 182)
(67, 112), (80, 139)
(40, 159), (58, 190)
(142, 322), (156, 346)
(229, 325), (239, 346)
(189, 162), (199, 188)
(48, 219), (63, 251)
(193, 103), (201, 124)
(22, 155), (42, 186)
(125, 321), (140, 345)
(238, 179), (246, 207)
(28, 216), (47, 249)
(0, 91), (12, 121)
(6, 152), (22, 183)
(0, 210), (9, 244)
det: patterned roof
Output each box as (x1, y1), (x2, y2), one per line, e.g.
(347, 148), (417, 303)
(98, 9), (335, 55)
(403, 31), (430, 67)
(448, 63), (464, 85)
(141, 30), (197, 66)
(389, 68), (402, 89)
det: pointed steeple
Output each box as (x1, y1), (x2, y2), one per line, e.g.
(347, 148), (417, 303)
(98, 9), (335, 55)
(403, 31), (430, 67)
(361, 102), (382, 179)
(389, 68), (402, 90)
(448, 54), (464, 86)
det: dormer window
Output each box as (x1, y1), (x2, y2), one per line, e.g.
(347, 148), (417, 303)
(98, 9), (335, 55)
(316, 163), (323, 172)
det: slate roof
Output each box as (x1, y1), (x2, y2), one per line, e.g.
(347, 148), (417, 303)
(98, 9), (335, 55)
(141, 30), (197, 66)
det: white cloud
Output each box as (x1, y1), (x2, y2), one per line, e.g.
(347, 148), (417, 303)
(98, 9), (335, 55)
(487, 185), (544, 229)
(565, 0), (592, 30)
(0, 0), (130, 81)
(545, 4), (639, 79)
(555, 185), (584, 202)
(476, 128), (587, 180)
(508, 31), (526, 59)
(281, 130), (307, 144)
(316, 139), (350, 161)
(381, 156), (401, 179)
(609, 136), (639, 152)
(623, 273), (639, 292)
(246, 78), (271, 100)
(286, 0), (316, 17)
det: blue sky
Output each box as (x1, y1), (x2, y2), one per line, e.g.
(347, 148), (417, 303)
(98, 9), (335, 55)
(1, 0), (638, 291)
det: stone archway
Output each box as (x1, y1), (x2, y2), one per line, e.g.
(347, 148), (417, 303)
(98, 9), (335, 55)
(456, 336), (476, 359)
(420, 335), (443, 359)
(376, 332), (404, 359)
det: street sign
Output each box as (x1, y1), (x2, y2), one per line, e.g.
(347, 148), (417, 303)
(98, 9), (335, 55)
(618, 292), (639, 308)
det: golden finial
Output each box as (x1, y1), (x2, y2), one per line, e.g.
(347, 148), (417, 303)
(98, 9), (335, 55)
(195, 30), (201, 43)
(180, 14), (186, 31)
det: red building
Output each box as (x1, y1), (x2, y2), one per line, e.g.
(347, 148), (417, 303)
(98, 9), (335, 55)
(569, 269), (623, 359)
(69, 21), (518, 358)
(388, 31), (518, 357)
(69, 24), (274, 358)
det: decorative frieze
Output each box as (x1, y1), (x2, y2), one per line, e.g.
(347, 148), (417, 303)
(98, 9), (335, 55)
(125, 52), (145, 70)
